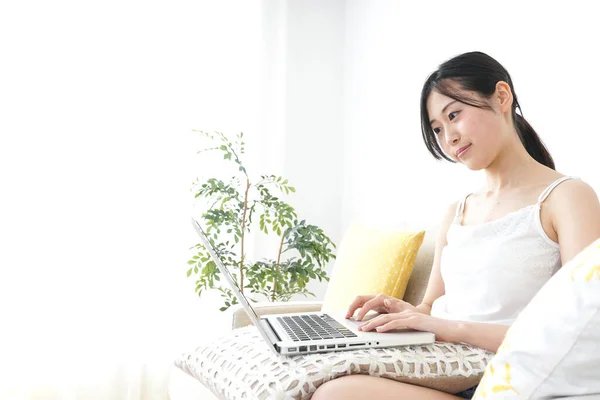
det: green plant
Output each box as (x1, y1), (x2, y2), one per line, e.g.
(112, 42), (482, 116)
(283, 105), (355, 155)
(188, 131), (336, 311)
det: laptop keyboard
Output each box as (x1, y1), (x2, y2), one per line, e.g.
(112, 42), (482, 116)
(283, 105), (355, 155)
(276, 314), (358, 342)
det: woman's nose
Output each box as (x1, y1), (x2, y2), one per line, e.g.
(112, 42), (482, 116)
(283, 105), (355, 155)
(445, 131), (460, 146)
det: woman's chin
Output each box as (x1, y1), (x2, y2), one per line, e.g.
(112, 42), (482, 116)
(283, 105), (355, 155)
(462, 159), (486, 171)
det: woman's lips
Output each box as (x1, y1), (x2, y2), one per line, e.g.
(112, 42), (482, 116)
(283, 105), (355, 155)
(456, 144), (471, 158)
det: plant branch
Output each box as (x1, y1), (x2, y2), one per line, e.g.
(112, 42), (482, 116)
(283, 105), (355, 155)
(217, 132), (247, 178)
(240, 178), (251, 293)
(272, 230), (286, 302)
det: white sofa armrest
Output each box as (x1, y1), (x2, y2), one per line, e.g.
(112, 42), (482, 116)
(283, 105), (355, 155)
(232, 301), (323, 329)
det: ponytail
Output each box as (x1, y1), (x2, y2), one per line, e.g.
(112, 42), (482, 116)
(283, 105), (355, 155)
(514, 113), (555, 170)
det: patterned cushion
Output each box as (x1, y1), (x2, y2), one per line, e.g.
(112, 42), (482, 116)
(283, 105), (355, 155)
(473, 238), (600, 399)
(322, 224), (425, 311)
(175, 326), (494, 399)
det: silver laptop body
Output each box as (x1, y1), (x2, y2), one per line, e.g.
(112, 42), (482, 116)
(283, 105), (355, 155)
(192, 218), (435, 356)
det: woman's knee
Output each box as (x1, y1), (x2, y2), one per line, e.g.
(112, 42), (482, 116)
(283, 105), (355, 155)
(311, 375), (461, 400)
(311, 376), (355, 400)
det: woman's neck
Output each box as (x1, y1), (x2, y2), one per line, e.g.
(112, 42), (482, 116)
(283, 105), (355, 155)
(483, 139), (540, 194)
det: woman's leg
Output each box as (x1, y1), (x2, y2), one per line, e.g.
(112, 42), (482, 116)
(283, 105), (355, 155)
(311, 375), (463, 400)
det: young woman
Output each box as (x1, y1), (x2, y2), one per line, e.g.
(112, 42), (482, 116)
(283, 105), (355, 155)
(312, 51), (600, 399)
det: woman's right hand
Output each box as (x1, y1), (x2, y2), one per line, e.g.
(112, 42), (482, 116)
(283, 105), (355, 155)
(345, 293), (418, 321)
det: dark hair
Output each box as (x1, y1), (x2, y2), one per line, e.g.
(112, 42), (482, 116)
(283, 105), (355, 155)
(420, 51), (555, 170)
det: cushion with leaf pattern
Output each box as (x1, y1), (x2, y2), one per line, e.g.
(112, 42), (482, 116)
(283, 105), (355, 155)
(175, 326), (493, 400)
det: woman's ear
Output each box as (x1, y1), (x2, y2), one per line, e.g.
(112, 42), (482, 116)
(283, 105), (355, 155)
(495, 81), (513, 113)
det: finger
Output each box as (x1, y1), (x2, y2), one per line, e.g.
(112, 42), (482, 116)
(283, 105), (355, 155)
(345, 295), (371, 319)
(359, 313), (392, 331)
(376, 315), (419, 333)
(355, 294), (385, 321)
(384, 298), (406, 313)
(363, 311), (414, 331)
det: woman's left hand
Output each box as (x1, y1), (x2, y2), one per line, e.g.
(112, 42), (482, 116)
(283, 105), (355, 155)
(357, 311), (459, 343)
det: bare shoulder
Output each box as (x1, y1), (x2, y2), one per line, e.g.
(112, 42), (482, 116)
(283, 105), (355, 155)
(546, 177), (600, 263)
(547, 178), (600, 206)
(436, 200), (460, 246)
(443, 200), (460, 218)
(441, 200), (460, 225)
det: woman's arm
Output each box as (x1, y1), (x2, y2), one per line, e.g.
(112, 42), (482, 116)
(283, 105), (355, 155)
(415, 201), (458, 314)
(548, 179), (600, 264)
(358, 312), (509, 353)
(450, 321), (509, 353)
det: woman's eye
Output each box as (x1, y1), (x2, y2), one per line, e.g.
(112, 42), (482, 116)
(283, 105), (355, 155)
(433, 127), (441, 135)
(448, 111), (459, 121)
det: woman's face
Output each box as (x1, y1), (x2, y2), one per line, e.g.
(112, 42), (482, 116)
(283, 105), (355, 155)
(426, 87), (508, 170)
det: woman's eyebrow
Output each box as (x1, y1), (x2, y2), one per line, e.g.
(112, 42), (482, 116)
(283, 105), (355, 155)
(429, 100), (458, 125)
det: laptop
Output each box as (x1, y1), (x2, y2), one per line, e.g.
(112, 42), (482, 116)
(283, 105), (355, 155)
(191, 218), (435, 356)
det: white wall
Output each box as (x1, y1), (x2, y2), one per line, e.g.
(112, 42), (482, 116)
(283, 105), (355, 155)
(255, 0), (346, 302)
(0, 0), (264, 370)
(284, 0), (346, 300)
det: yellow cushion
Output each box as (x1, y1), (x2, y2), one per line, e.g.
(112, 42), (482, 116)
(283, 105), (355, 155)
(321, 224), (426, 312)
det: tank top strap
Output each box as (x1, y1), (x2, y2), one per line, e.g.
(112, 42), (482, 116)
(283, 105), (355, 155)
(537, 176), (579, 204)
(455, 193), (472, 217)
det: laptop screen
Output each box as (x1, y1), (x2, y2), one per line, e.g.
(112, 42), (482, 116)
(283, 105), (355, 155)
(190, 218), (261, 324)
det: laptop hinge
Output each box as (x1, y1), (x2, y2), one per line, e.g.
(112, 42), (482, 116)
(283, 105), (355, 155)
(260, 318), (281, 342)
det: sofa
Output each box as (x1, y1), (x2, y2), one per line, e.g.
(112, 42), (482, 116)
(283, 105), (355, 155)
(168, 227), (437, 400)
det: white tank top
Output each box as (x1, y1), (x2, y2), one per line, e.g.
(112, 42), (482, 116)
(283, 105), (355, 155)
(430, 176), (577, 326)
